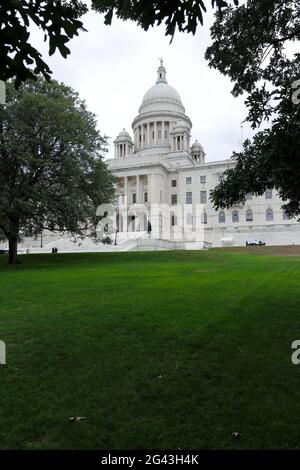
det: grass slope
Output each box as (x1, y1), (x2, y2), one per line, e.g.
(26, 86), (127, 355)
(0, 249), (300, 449)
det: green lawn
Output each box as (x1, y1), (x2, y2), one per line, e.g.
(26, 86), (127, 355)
(1, 249), (300, 450)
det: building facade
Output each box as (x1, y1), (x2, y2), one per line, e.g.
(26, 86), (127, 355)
(107, 61), (300, 248)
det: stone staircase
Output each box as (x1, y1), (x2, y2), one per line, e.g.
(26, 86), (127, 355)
(0, 233), (211, 254)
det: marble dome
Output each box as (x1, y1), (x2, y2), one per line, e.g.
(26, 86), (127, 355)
(114, 129), (132, 142)
(138, 62), (185, 115)
(191, 139), (204, 151)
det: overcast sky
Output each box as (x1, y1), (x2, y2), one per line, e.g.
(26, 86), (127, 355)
(30, 4), (256, 162)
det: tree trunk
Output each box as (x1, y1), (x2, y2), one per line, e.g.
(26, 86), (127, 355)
(7, 218), (20, 265)
(8, 236), (18, 265)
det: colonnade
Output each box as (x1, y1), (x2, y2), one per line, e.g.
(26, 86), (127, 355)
(134, 121), (169, 149)
(115, 142), (133, 158)
(171, 134), (190, 152)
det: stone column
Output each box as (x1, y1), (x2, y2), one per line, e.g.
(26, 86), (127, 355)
(149, 173), (160, 239)
(148, 174), (152, 202)
(162, 121), (165, 143)
(123, 210), (128, 234)
(149, 173), (158, 203)
(124, 176), (128, 206)
(136, 175), (140, 203)
(147, 123), (150, 146)
(154, 122), (158, 145)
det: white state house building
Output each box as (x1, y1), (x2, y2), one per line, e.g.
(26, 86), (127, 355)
(106, 60), (300, 250)
(1, 62), (299, 254)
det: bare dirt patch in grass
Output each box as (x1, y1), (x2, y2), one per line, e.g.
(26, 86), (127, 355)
(212, 245), (300, 256)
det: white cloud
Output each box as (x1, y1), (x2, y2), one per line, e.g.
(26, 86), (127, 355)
(28, 6), (255, 161)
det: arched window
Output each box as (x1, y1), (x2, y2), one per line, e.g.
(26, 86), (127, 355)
(201, 212), (208, 225)
(232, 211), (239, 223)
(246, 209), (253, 222)
(266, 209), (274, 221)
(283, 210), (290, 220)
(219, 211), (226, 224)
(187, 213), (193, 225)
(171, 214), (177, 226)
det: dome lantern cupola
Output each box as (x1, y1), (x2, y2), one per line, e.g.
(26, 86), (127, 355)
(191, 139), (206, 163)
(156, 58), (167, 84)
(114, 129), (133, 158)
(170, 121), (191, 152)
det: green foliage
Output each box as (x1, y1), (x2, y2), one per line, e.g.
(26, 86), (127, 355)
(92, 0), (238, 40)
(206, 0), (300, 217)
(0, 78), (116, 261)
(206, 0), (300, 127)
(1, 0), (240, 84)
(211, 116), (300, 217)
(0, 0), (87, 86)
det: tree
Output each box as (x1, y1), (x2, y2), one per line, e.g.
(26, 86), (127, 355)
(92, 0), (238, 40)
(206, 0), (300, 216)
(0, 0), (87, 86)
(1, 0), (238, 85)
(0, 79), (116, 264)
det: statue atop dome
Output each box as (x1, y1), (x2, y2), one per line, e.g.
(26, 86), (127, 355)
(157, 58), (167, 84)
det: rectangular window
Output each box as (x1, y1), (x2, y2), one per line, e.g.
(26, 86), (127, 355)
(200, 191), (207, 204)
(171, 180), (177, 187)
(246, 210), (253, 222)
(164, 130), (168, 139)
(186, 192), (192, 204)
(245, 193), (253, 200)
(265, 189), (273, 199)
(186, 176), (192, 185)
(200, 175), (206, 184)
(144, 192), (148, 203)
(171, 194), (178, 205)
(218, 173), (224, 183)
(132, 193), (136, 203)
